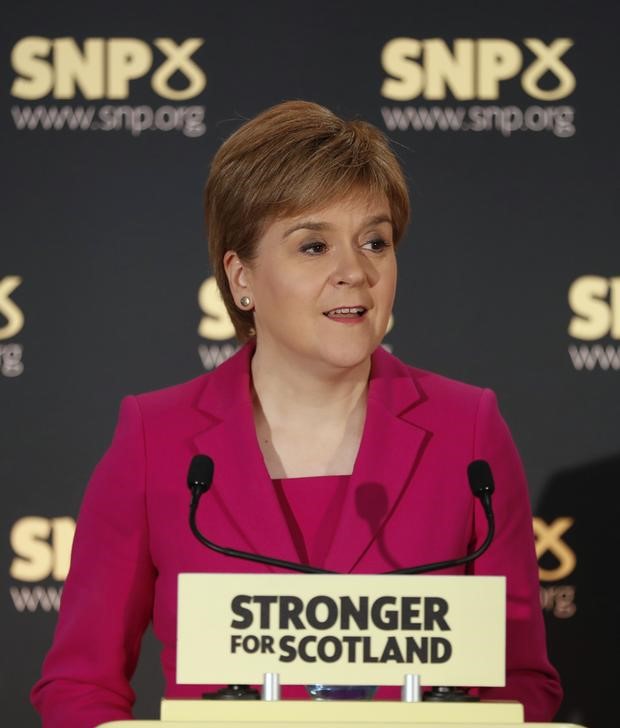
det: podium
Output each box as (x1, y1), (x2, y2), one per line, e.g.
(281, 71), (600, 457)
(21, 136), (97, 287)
(98, 573), (583, 728)
(100, 698), (586, 727)
(99, 705), (586, 728)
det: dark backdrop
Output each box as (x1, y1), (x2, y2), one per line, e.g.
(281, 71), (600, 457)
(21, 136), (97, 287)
(2, 2), (617, 726)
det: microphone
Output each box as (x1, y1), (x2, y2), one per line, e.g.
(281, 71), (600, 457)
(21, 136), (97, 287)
(187, 456), (496, 575)
(467, 459), (495, 511)
(187, 455), (214, 499)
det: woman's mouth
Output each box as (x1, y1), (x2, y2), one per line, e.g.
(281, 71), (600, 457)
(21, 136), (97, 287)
(323, 306), (368, 321)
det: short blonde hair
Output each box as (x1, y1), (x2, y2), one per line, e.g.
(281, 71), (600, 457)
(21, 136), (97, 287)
(205, 100), (410, 341)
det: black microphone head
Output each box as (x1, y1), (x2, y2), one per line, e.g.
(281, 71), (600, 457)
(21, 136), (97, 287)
(187, 455), (214, 495)
(467, 459), (495, 498)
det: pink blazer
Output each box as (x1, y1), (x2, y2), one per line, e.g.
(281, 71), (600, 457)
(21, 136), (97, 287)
(32, 344), (562, 726)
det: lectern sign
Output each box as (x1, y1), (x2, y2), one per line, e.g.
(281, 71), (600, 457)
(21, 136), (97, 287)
(177, 573), (505, 686)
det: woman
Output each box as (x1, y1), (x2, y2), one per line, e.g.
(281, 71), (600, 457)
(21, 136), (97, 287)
(31, 101), (562, 726)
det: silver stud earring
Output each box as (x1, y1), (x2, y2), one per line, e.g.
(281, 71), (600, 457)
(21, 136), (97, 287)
(240, 296), (251, 308)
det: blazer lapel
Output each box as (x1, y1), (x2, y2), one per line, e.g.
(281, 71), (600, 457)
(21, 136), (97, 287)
(324, 347), (431, 574)
(191, 344), (299, 567)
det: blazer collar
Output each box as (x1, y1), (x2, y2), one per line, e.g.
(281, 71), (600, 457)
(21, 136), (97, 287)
(192, 343), (430, 573)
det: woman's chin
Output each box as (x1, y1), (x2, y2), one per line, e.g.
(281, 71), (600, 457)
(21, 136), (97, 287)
(254, 330), (381, 373)
(313, 340), (379, 372)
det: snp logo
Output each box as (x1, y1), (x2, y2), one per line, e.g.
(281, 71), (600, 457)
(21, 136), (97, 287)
(0, 275), (24, 377)
(534, 517), (576, 582)
(11, 37), (206, 100)
(9, 516), (76, 613)
(568, 276), (620, 371)
(197, 276), (238, 370)
(381, 37), (575, 101)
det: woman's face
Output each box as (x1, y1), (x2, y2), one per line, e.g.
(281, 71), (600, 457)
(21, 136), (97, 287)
(226, 192), (397, 371)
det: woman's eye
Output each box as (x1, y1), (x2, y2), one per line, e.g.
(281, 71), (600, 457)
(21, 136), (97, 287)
(300, 242), (327, 255)
(362, 238), (390, 251)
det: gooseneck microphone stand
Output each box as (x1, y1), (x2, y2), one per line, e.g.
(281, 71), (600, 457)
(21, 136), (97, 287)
(188, 455), (495, 576)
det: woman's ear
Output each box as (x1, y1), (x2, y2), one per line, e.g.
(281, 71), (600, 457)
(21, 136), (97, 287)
(223, 251), (252, 305)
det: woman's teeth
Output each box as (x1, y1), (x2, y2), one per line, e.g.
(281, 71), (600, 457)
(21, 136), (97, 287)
(325, 307), (366, 318)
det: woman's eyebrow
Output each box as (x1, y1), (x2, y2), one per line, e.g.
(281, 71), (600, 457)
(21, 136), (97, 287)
(282, 220), (329, 238)
(364, 214), (393, 229)
(282, 214), (393, 239)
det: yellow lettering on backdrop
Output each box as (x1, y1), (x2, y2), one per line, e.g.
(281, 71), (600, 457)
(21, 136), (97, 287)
(534, 517), (576, 582)
(380, 38), (424, 101)
(477, 39), (522, 100)
(10, 517), (76, 582)
(53, 37), (105, 99)
(151, 38), (206, 100)
(423, 39), (474, 100)
(568, 275), (614, 340)
(0, 276), (24, 340)
(10, 518), (54, 582)
(107, 38), (153, 99)
(522, 38), (575, 101)
(10, 37), (53, 99)
(198, 277), (235, 340)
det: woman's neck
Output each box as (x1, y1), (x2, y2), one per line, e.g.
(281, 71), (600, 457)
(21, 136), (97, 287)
(250, 343), (371, 425)
(249, 342), (372, 478)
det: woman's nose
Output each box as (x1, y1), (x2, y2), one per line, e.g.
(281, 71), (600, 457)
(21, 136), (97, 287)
(329, 247), (369, 287)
